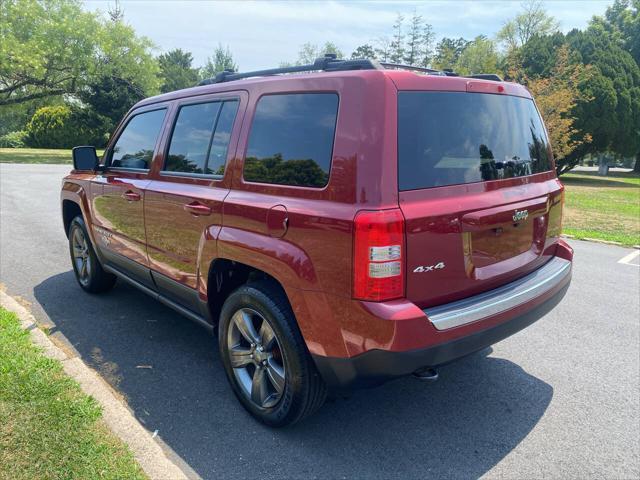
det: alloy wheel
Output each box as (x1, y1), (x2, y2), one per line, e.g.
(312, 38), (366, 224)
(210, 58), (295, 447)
(72, 227), (91, 286)
(227, 308), (286, 409)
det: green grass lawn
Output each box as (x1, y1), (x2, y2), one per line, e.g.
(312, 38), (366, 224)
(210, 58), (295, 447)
(0, 148), (104, 164)
(0, 307), (146, 480)
(561, 171), (640, 247)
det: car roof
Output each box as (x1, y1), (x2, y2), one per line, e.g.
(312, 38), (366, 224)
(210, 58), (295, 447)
(134, 67), (531, 109)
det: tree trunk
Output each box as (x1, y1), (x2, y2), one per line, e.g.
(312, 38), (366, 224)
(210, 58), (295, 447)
(597, 153), (609, 176)
(634, 152), (640, 173)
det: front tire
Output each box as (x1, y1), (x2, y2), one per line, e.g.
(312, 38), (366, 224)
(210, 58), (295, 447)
(68, 216), (116, 293)
(219, 281), (327, 427)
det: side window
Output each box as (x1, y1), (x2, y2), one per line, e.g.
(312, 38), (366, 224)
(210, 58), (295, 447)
(243, 93), (339, 188)
(111, 109), (166, 169)
(207, 100), (239, 175)
(164, 100), (239, 176)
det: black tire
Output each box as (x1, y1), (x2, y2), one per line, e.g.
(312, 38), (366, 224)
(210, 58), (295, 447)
(68, 216), (117, 293)
(218, 281), (327, 427)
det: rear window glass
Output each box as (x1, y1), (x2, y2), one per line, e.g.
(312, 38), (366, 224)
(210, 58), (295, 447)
(398, 92), (552, 191)
(243, 93), (339, 188)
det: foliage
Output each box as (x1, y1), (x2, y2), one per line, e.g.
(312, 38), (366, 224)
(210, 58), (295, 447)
(497, 0), (559, 51)
(0, 0), (158, 107)
(603, 0), (639, 64)
(201, 44), (239, 79)
(432, 37), (470, 70)
(518, 32), (568, 78)
(0, 0), (99, 106)
(454, 36), (500, 75)
(524, 46), (593, 174)
(567, 22), (640, 160)
(78, 76), (144, 133)
(25, 105), (104, 148)
(92, 16), (160, 97)
(380, 11), (434, 66)
(0, 131), (27, 148)
(389, 14), (405, 63)
(159, 48), (200, 93)
(295, 42), (344, 65)
(351, 44), (377, 60)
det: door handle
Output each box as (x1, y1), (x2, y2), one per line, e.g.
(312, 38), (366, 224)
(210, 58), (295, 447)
(183, 202), (212, 216)
(122, 190), (141, 202)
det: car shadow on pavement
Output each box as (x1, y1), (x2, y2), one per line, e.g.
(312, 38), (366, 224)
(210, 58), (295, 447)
(34, 271), (553, 480)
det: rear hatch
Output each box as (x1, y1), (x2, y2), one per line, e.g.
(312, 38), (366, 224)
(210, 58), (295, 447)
(397, 88), (564, 309)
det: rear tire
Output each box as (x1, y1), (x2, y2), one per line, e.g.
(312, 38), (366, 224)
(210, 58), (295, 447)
(68, 216), (116, 293)
(218, 281), (327, 427)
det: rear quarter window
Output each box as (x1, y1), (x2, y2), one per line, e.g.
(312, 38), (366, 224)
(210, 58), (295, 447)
(243, 93), (339, 188)
(398, 91), (552, 191)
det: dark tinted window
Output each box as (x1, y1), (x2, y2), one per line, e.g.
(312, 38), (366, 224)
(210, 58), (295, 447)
(164, 100), (239, 175)
(165, 102), (220, 174)
(398, 92), (552, 191)
(207, 100), (238, 175)
(111, 109), (166, 169)
(244, 93), (338, 187)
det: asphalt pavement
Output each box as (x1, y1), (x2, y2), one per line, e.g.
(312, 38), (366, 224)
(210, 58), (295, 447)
(1, 163), (638, 479)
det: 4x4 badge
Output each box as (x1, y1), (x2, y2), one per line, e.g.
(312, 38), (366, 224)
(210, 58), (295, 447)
(413, 262), (445, 273)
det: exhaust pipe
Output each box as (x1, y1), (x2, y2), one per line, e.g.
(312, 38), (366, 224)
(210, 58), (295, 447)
(413, 367), (439, 382)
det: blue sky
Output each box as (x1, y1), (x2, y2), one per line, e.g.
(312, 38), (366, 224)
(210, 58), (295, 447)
(83, 0), (612, 70)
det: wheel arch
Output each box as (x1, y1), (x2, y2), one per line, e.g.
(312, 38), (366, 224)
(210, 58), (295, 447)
(205, 258), (291, 327)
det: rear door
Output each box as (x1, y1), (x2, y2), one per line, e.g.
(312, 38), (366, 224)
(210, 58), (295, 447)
(397, 89), (564, 309)
(144, 93), (244, 311)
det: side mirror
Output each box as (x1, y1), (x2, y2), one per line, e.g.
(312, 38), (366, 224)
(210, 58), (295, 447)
(72, 146), (99, 171)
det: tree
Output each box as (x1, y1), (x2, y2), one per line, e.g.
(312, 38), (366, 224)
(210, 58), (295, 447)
(518, 32), (567, 78)
(158, 49), (200, 93)
(419, 23), (435, 68)
(0, 0), (99, 106)
(293, 42), (343, 65)
(389, 14), (405, 63)
(78, 75), (145, 145)
(0, 0), (158, 107)
(91, 17), (160, 97)
(524, 46), (593, 175)
(351, 44), (377, 60)
(432, 37), (469, 70)
(567, 23), (640, 171)
(455, 36), (500, 75)
(201, 44), (238, 79)
(497, 0), (559, 51)
(374, 36), (392, 62)
(603, 0), (639, 64)
(400, 11), (434, 67)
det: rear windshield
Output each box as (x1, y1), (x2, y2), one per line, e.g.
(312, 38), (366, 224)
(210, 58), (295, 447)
(398, 91), (552, 191)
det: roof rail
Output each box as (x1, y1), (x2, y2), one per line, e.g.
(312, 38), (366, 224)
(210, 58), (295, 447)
(379, 62), (450, 76)
(198, 54), (382, 85)
(467, 73), (503, 82)
(196, 54), (504, 86)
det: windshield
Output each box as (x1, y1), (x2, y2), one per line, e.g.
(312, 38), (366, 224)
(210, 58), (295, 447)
(398, 91), (552, 191)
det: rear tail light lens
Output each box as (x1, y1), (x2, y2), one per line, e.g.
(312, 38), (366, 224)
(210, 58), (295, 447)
(353, 209), (405, 301)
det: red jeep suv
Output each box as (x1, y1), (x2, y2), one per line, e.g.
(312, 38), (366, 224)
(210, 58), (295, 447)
(61, 56), (573, 426)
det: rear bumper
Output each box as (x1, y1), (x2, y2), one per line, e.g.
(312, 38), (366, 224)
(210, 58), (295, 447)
(312, 251), (572, 390)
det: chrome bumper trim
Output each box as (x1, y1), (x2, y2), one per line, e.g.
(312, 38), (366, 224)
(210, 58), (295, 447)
(424, 257), (571, 330)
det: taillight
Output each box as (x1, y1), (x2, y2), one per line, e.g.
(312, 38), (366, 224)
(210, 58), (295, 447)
(353, 209), (405, 301)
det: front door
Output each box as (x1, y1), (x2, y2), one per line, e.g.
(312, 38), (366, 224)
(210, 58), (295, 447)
(90, 107), (168, 286)
(144, 95), (243, 311)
